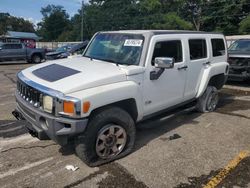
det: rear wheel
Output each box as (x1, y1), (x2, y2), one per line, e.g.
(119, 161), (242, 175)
(32, 54), (41, 63)
(75, 107), (136, 167)
(196, 86), (219, 112)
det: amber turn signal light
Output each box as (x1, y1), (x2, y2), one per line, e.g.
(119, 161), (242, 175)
(83, 101), (90, 113)
(63, 101), (74, 114)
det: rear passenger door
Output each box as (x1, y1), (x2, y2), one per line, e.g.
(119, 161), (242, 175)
(184, 37), (209, 100)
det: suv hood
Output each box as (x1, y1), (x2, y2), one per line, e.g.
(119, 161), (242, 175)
(46, 51), (64, 56)
(228, 50), (250, 58)
(21, 56), (127, 94)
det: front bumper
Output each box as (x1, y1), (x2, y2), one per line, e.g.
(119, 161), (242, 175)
(228, 67), (250, 81)
(15, 92), (88, 145)
(228, 73), (250, 81)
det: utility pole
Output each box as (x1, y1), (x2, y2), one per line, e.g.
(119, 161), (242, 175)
(81, 0), (84, 41)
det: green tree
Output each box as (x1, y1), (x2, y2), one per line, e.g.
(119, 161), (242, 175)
(180, 0), (206, 31)
(68, 0), (143, 40)
(0, 12), (35, 35)
(202, 0), (250, 35)
(37, 5), (71, 41)
(152, 13), (193, 30)
(35, 0), (250, 42)
(239, 14), (250, 34)
(179, 0), (250, 34)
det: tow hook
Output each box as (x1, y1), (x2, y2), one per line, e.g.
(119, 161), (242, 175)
(12, 110), (25, 120)
(26, 127), (38, 138)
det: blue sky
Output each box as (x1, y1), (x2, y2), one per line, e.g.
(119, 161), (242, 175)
(0, 0), (85, 25)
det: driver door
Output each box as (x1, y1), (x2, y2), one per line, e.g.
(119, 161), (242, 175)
(143, 35), (188, 116)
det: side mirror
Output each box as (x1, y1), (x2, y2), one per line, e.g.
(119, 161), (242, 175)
(0, 47), (2, 50)
(154, 57), (175, 69)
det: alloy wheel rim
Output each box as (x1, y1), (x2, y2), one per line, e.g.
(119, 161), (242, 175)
(96, 125), (127, 159)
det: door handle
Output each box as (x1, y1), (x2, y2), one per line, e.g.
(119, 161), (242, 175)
(178, 65), (188, 70)
(203, 61), (211, 66)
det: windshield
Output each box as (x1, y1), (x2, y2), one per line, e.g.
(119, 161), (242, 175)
(229, 40), (250, 51)
(84, 33), (144, 65)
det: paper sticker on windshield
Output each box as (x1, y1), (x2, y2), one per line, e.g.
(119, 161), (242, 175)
(124, 39), (143, 47)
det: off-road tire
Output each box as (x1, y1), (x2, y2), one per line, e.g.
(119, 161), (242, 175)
(75, 107), (136, 167)
(196, 86), (219, 113)
(32, 54), (41, 63)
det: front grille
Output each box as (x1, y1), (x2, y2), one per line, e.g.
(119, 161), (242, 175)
(228, 57), (250, 67)
(228, 57), (250, 74)
(17, 79), (43, 108)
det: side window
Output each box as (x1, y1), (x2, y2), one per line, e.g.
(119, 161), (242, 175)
(12, 44), (22, 49)
(189, 39), (207, 60)
(152, 40), (182, 65)
(211, 39), (225, 57)
(2, 44), (10, 49)
(3, 44), (15, 49)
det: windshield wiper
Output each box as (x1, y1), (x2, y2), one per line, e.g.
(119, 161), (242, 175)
(82, 55), (128, 66)
(94, 57), (121, 66)
(82, 55), (97, 61)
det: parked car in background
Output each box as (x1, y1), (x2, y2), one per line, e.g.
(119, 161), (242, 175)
(68, 41), (89, 57)
(0, 43), (46, 63)
(228, 39), (250, 82)
(45, 45), (74, 60)
(45, 41), (88, 60)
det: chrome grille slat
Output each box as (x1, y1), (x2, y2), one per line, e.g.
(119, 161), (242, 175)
(17, 79), (42, 108)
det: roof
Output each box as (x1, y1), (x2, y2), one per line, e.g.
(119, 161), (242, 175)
(101, 30), (223, 36)
(5, 31), (40, 40)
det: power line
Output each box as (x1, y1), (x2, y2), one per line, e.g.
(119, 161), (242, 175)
(81, 0), (84, 41)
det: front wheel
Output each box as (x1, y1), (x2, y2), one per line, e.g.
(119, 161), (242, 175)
(75, 107), (136, 167)
(196, 86), (219, 112)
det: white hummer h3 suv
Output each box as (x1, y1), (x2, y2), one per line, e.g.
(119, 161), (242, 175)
(13, 30), (229, 166)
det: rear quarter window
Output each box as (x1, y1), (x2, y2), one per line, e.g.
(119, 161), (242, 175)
(2, 44), (22, 49)
(189, 39), (207, 60)
(211, 39), (225, 57)
(12, 44), (22, 49)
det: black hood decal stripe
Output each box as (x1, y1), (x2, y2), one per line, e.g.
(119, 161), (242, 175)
(32, 64), (80, 82)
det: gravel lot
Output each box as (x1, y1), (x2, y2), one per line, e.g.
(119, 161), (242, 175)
(0, 61), (250, 188)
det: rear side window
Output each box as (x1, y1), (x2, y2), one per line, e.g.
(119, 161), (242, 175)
(152, 40), (182, 64)
(189, 39), (207, 60)
(12, 44), (22, 49)
(2, 44), (22, 49)
(211, 39), (225, 56)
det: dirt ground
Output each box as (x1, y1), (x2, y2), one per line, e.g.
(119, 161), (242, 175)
(0, 62), (249, 188)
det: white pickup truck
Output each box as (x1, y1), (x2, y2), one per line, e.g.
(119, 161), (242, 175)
(13, 30), (229, 166)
